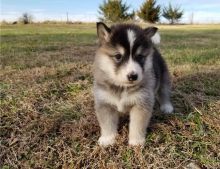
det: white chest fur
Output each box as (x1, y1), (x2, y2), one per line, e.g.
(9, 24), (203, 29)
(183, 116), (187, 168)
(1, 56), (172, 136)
(94, 88), (145, 112)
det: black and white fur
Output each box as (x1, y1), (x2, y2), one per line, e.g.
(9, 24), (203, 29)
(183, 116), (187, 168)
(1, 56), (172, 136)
(93, 22), (173, 146)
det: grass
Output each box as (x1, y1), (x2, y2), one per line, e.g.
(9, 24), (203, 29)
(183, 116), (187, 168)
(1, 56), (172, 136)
(0, 23), (220, 168)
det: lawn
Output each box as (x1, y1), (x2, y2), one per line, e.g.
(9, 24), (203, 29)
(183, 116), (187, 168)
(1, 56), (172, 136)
(0, 23), (220, 168)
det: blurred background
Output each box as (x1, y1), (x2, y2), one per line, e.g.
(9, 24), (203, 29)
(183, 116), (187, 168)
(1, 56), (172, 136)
(1, 0), (220, 24)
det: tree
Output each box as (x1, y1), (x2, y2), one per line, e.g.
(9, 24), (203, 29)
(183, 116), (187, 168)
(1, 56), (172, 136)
(98, 0), (134, 22)
(19, 13), (33, 24)
(162, 3), (183, 24)
(137, 0), (160, 23)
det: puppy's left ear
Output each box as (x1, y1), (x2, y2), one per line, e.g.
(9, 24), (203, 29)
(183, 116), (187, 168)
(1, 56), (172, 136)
(97, 22), (111, 44)
(144, 27), (160, 45)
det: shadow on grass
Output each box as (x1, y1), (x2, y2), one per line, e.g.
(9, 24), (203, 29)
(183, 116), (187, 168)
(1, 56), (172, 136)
(111, 70), (220, 137)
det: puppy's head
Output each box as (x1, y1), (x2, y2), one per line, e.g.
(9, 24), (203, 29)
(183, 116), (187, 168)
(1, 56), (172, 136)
(95, 22), (159, 87)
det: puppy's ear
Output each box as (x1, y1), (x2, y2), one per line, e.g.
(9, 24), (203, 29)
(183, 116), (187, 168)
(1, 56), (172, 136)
(144, 27), (158, 38)
(144, 27), (160, 45)
(97, 22), (111, 44)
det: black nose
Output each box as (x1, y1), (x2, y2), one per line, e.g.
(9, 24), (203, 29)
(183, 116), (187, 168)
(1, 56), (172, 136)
(127, 73), (138, 81)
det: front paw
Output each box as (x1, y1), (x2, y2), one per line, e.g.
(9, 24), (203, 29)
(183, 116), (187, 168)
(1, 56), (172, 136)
(160, 103), (174, 114)
(98, 134), (116, 146)
(129, 138), (145, 146)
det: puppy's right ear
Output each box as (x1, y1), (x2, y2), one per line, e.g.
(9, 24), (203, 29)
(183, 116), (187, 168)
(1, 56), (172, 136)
(97, 22), (111, 44)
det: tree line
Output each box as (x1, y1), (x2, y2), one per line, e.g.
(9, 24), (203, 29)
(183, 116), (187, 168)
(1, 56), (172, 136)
(99, 0), (184, 24)
(13, 0), (184, 25)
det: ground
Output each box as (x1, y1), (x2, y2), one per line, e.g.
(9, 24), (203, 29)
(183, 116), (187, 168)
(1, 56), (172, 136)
(0, 23), (220, 169)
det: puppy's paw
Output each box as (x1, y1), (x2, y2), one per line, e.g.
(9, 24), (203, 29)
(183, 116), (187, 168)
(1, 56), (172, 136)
(129, 138), (145, 146)
(98, 134), (116, 146)
(160, 103), (174, 114)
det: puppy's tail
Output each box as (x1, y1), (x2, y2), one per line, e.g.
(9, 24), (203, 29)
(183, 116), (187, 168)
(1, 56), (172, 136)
(151, 32), (160, 45)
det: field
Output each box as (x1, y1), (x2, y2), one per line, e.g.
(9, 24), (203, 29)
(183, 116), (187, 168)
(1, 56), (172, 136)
(0, 23), (220, 168)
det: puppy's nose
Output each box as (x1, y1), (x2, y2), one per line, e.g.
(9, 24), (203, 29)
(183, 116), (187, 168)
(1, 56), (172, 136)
(127, 72), (138, 81)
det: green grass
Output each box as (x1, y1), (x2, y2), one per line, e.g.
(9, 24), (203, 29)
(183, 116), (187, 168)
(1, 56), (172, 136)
(0, 23), (220, 168)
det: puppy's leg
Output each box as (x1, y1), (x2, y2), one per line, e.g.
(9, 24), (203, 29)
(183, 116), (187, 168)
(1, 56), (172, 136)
(129, 105), (152, 146)
(95, 104), (119, 146)
(158, 72), (174, 114)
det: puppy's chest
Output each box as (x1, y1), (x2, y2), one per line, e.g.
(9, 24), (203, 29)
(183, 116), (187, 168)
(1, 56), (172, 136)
(95, 88), (143, 112)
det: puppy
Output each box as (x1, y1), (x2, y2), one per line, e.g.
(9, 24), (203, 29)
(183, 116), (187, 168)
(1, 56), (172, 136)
(93, 22), (173, 146)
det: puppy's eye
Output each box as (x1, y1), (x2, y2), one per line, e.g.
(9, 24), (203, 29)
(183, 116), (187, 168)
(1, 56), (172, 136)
(136, 54), (145, 62)
(114, 54), (122, 62)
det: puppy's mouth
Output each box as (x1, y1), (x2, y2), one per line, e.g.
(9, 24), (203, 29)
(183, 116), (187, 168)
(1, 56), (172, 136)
(109, 79), (141, 89)
(122, 81), (140, 87)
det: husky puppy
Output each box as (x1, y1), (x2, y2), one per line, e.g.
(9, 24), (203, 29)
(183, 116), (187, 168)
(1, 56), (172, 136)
(93, 22), (173, 146)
